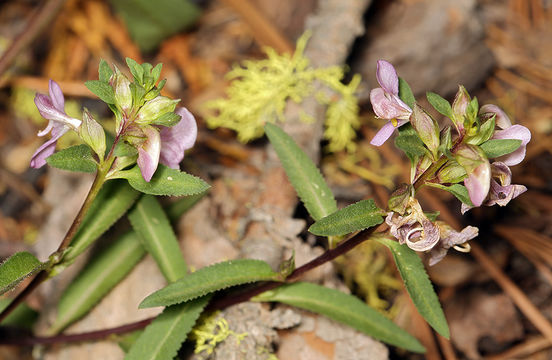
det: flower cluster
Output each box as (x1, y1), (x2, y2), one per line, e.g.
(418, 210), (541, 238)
(30, 59), (197, 182)
(370, 60), (531, 264)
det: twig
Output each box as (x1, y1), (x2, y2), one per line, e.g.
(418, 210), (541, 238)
(485, 335), (551, 360)
(0, 225), (382, 345)
(0, 0), (67, 77)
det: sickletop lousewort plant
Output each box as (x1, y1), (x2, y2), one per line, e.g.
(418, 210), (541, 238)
(0, 55), (530, 357)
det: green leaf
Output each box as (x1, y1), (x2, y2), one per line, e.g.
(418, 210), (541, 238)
(426, 92), (453, 119)
(115, 164), (210, 196)
(46, 144), (97, 173)
(62, 180), (141, 266)
(0, 299), (38, 328)
(125, 296), (209, 360)
(253, 282), (425, 353)
(111, 0), (201, 52)
(465, 116), (495, 146)
(479, 139), (522, 159)
(98, 59), (113, 83)
(264, 123), (337, 221)
(126, 58), (144, 83)
(309, 200), (385, 236)
(398, 77), (415, 109)
(395, 124), (428, 162)
(377, 237), (449, 338)
(128, 195), (187, 282)
(140, 259), (279, 308)
(0, 252), (45, 295)
(85, 80), (116, 104)
(50, 232), (146, 334)
(151, 112), (181, 127)
(166, 190), (208, 222)
(426, 183), (473, 206)
(151, 63), (163, 84)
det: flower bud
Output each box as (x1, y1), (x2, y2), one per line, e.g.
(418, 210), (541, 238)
(135, 96), (180, 126)
(410, 104), (440, 158)
(110, 66), (132, 113)
(454, 144), (491, 206)
(436, 160), (466, 184)
(80, 109), (106, 161)
(451, 85), (469, 134)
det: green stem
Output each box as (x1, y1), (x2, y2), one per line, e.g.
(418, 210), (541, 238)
(412, 156), (447, 191)
(0, 146), (117, 324)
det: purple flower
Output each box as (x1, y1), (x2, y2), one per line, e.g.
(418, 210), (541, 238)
(428, 222), (478, 266)
(461, 161), (527, 213)
(31, 80), (82, 168)
(454, 144), (491, 207)
(386, 198), (441, 252)
(480, 104), (531, 166)
(135, 107), (198, 182)
(369, 60), (412, 146)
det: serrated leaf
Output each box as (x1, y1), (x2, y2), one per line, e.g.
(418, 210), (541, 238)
(426, 183), (473, 206)
(264, 123), (337, 221)
(128, 195), (187, 282)
(479, 139), (522, 159)
(50, 232), (146, 334)
(125, 296), (209, 360)
(398, 77), (415, 109)
(85, 80), (115, 104)
(140, 259), (279, 308)
(253, 282), (425, 353)
(377, 237), (449, 338)
(115, 164), (210, 196)
(0, 252), (45, 295)
(0, 299), (38, 328)
(426, 92), (453, 119)
(395, 124), (428, 162)
(46, 144), (97, 173)
(309, 200), (385, 236)
(98, 59), (113, 83)
(62, 180), (141, 265)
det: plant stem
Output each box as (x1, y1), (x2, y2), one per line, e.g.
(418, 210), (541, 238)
(0, 224), (385, 345)
(412, 156), (447, 191)
(0, 155), (115, 323)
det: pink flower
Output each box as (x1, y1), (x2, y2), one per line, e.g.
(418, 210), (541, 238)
(454, 144), (491, 207)
(369, 60), (412, 146)
(480, 105), (531, 166)
(136, 107), (198, 182)
(31, 80), (82, 168)
(428, 222), (478, 266)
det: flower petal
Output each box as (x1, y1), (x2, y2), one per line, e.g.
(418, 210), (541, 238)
(492, 124), (531, 166)
(464, 161), (491, 207)
(370, 121), (397, 146)
(406, 219), (440, 252)
(34, 93), (81, 130)
(480, 104), (511, 129)
(159, 107), (197, 169)
(376, 60), (399, 95)
(428, 225), (478, 266)
(137, 127), (161, 182)
(30, 124), (68, 168)
(48, 80), (65, 112)
(370, 88), (412, 121)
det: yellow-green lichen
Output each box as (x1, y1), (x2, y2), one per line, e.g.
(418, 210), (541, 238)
(204, 32), (361, 153)
(190, 311), (248, 357)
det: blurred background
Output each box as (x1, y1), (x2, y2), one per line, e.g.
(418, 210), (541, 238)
(0, 0), (551, 359)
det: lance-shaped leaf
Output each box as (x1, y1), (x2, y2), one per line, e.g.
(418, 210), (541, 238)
(50, 232), (146, 334)
(253, 282), (425, 353)
(46, 144), (97, 173)
(166, 190), (208, 222)
(140, 259), (279, 308)
(128, 195), (187, 283)
(85, 80), (115, 104)
(0, 299), (38, 328)
(479, 139), (522, 159)
(426, 183), (473, 207)
(264, 123), (337, 221)
(377, 237), (449, 338)
(62, 180), (140, 266)
(395, 125), (428, 163)
(426, 92), (453, 119)
(114, 164), (210, 196)
(125, 296), (209, 360)
(308, 199), (385, 236)
(398, 78), (415, 109)
(0, 252), (45, 295)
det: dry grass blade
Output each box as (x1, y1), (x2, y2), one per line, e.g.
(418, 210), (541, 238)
(485, 336), (552, 360)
